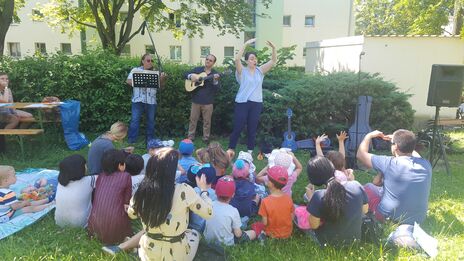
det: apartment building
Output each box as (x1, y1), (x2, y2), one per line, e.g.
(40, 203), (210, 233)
(4, 0), (354, 66)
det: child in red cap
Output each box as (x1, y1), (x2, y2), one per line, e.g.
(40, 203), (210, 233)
(254, 165), (294, 239)
(204, 176), (256, 246)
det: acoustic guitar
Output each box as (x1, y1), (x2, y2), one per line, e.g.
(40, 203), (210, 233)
(281, 108), (298, 152)
(184, 69), (231, 92)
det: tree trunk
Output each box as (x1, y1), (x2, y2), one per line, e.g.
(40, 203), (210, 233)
(0, 0), (14, 56)
(453, 0), (463, 35)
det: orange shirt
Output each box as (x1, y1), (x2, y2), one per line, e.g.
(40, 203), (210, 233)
(258, 193), (294, 238)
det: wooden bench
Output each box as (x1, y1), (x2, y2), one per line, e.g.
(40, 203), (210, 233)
(0, 129), (44, 158)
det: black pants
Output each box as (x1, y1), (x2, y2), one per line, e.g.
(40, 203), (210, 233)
(228, 101), (263, 150)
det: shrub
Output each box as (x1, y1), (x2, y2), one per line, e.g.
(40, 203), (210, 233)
(0, 52), (414, 143)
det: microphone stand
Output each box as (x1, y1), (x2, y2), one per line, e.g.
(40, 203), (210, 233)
(143, 21), (163, 72)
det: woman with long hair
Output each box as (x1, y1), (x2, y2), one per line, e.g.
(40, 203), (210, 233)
(128, 147), (213, 260)
(305, 156), (368, 246)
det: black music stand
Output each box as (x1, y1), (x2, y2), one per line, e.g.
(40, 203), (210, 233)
(132, 70), (160, 89)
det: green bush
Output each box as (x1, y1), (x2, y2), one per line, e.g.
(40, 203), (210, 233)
(0, 51), (414, 142)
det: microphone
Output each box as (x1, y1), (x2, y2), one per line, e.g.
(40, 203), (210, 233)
(141, 21), (146, 35)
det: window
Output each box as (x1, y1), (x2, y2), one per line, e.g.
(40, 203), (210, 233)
(201, 14), (211, 25)
(34, 42), (46, 54)
(169, 13), (181, 28)
(303, 47), (307, 57)
(60, 43), (72, 54)
(305, 16), (315, 27)
(283, 15), (291, 26)
(8, 42), (21, 58)
(170, 46), (182, 60)
(224, 46), (234, 58)
(121, 44), (131, 56)
(200, 46), (210, 58)
(247, 0), (256, 26)
(32, 9), (44, 21)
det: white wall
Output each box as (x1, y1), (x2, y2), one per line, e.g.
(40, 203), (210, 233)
(305, 35), (464, 120)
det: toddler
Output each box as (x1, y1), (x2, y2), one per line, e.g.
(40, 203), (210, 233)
(55, 154), (96, 228)
(87, 149), (132, 244)
(255, 166), (294, 239)
(230, 160), (259, 218)
(125, 154), (145, 195)
(177, 139), (198, 183)
(0, 165), (52, 223)
(204, 176), (256, 246)
(189, 164), (217, 233)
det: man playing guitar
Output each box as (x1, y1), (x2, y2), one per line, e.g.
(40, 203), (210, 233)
(185, 54), (221, 143)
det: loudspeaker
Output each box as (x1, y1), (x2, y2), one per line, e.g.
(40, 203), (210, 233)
(427, 64), (464, 107)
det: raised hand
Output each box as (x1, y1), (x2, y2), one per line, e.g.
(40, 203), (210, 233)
(315, 134), (328, 144)
(337, 131), (348, 142)
(196, 174), (210, 191)
(266, 40), (275, 49)
(245, 38), (256, 45)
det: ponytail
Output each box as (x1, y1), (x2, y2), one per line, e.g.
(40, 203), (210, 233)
(321, 178), (346, 222)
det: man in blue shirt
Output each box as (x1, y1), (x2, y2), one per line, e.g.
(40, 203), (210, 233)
(357, 129), (432, 225)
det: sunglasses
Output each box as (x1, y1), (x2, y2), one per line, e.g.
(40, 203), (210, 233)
(145, 59), (152, 62)
(205, 58), (215, 62)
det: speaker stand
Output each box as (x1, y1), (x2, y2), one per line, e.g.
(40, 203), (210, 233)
(429, 106), (451, 175)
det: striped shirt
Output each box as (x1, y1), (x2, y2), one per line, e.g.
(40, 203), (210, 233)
(87, 171), (132, 244)
(0, 188), (18, 222)
(127, 66), (157, 104)
(234, 67), (264, 103)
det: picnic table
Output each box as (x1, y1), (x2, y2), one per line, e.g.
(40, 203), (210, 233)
(0, 102), (62, 157)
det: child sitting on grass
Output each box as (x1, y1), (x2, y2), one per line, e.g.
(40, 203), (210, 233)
(230, 159), (259, 218)
(204, 176), (256, 246)
(125, 154), (145, 196)
(254, 166), (294, 240)
(143, 139), (184, 179)
(0, 165), (53, 223)
(87, 149), (132, 244)
(188, 164), (217, 233)
(256, 149), (303, 197)
(205, 142), (231, 187)
(178, 139), (199, 182)
(315, 131), (355, 183)
(55, 155), (96, 228)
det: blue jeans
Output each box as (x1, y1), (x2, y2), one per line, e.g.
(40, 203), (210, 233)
(228, 101), (263, 150)
(128, 102), (157, 143)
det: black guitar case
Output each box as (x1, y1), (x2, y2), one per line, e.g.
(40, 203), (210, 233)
(346, 96), (373, 168)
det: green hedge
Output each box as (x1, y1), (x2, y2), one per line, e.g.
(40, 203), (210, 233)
(0, 51), (414, 143)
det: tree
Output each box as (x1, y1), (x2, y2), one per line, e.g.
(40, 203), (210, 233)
(40, 0), (271, 55)
(0, 0), (24, 56)
(355, 0), (461, 35)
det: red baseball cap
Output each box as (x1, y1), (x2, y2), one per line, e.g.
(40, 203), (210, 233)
(215, 176), (236, 197)
(268, 165), (289, 185)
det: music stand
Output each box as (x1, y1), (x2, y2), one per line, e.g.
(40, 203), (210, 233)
(132, 70), (160, 89)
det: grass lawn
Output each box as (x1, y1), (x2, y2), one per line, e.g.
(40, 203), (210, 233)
(0, 128), (463, 260)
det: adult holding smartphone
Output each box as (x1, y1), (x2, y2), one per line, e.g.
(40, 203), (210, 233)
(227, 39), (276, 158)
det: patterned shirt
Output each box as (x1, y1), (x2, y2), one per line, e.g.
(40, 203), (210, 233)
(127, 66), (157, 105)
(0, 188), (18, 223)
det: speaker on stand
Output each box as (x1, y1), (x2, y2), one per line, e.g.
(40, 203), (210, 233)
(426, 64), (464, 175)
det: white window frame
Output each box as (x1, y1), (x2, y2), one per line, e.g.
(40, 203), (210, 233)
(170, 45), (182, 60)
(8, 42), (21, 58)
(34, 42), (47, 54)
(60, 43), (72, 55)
(224, 46), (234, 58)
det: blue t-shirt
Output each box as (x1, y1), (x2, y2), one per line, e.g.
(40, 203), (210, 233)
(178, 156), (199, 173)
(307, 181), (368, 246)
(87, 135), (114, 175)
(230, 179), (258, 217)
(371, 155), (432, 225)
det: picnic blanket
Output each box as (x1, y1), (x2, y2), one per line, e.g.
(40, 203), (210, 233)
(0, 168), (58, 240)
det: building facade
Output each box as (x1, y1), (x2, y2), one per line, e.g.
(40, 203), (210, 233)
(4, 0), (354, 66)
